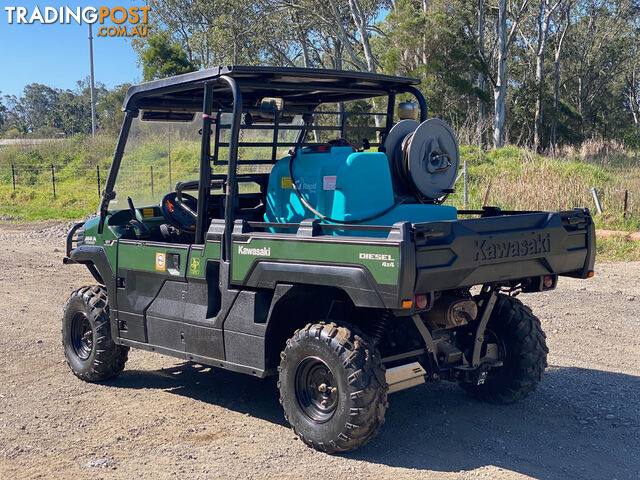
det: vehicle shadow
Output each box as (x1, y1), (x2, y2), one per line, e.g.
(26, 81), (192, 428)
(355, 366), (640, 480)
(108, 363), (286, 426)
(109, 364), (639, 480)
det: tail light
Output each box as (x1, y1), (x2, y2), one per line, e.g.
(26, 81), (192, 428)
(414, 294), (428, 310)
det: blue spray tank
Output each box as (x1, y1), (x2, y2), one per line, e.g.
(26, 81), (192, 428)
(264, 118), (460, 236)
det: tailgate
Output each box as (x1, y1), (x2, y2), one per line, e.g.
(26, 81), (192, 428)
(413, 209), (595, 292)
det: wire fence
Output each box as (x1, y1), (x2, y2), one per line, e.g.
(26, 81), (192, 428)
(0, 162), (637, 221)
(0, 164), (106, 199)
(0, 163), (203, 199)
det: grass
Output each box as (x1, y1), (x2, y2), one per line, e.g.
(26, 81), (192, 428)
(1, 135), (639, 260)
(595, 235), (640, 262)
(452, 145), (640, 235)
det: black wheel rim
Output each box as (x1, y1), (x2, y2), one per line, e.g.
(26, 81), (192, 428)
(295, 357), (339, 423)
(70, 312), (93, 360)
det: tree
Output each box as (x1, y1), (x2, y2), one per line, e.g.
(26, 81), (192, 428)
(375, 0), (481, 128)
(491, 0), (529, 148)
(0, 93), (7, 132)
(2, 94), (30, 134)
(21, 83), (60, 131)
(97, 83), (131, 135)
(626, 56), (640, 126)
(476, 0), (488, 146)
(532, 0), (563, 152)
(134, 0), (386, 72)
(140, 31), (197, 81)
(550, 0), (573, 153)
(561, 1), (636, 141)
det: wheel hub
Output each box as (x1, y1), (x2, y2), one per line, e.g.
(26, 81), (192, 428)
(70, 312), (93, 360)
(295, 357), (339, 423)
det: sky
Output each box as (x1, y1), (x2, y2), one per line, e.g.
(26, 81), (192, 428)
(0, 1), (143, 97)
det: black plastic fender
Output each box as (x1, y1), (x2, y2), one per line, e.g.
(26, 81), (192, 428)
(242, 261), (386, 308)
(65, 246), (118, 339)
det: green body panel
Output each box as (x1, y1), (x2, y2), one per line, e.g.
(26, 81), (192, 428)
(231, 238), (400, 285)
(104, 244), (117, 270)
(117, 242), (188, 276)
(187, 241), (221, 278)
(81, 216), (118, 270)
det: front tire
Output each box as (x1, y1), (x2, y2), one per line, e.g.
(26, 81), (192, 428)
(62, 285), (128, 382)
(278, 322), (387, 453)
(461, 294), (548, 404)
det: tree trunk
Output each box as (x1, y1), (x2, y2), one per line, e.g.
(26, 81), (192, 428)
(551, 58), (561, 153)
(493, 0), (508, 149)
(578, 74), (583, 136)
(550, 4), (571, 153)
(348, 0), (376, 73)
(477, 0), (486, 147)
(534, 1), (553, 152)
(327, 0), (368, 71)
(293, 12), (311, 68)
(627, 66), (639, 124)
(347, 0), (380, 128)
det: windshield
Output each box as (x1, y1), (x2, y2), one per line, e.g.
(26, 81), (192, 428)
(109, 114), (202, 210)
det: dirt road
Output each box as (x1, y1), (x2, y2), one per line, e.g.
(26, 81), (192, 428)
(0, 222), (638, 480)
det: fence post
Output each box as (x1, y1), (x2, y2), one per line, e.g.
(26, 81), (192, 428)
(591, 187), (602, 214)
(623, 190), (629, 218)
(11, 164), (16, 191)
(96, 165), (101, 198)
(150, 165), (154, 196)
(51, 164), (56, 199)
(463, 160), (468, 207)
(482, 182), (492, 207)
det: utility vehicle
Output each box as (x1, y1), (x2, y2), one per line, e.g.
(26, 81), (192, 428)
(63, 66), (595, 453)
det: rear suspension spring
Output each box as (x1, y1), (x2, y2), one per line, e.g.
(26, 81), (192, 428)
(370, 310), (393, 345)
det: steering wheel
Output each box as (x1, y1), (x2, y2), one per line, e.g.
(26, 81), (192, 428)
(160, 192), (198, 233)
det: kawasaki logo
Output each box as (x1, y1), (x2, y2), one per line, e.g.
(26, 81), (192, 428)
(237, 245), (271, 256)
(474, 233), (551, 261)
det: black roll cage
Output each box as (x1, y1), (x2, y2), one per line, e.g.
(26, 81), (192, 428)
(98, 69), (428, 252)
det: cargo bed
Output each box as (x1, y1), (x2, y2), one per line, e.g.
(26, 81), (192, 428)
(412, 208), (595, 292)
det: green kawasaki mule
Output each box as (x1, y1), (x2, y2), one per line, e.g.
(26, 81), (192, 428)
(63, 67), (595, 452)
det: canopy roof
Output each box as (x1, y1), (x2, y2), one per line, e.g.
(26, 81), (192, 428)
(122, 66), (421, 113)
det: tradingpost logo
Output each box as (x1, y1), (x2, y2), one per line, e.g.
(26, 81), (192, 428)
(4, 5), (150, 37)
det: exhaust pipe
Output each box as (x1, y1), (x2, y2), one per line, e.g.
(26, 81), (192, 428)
(385, 362), (427, 393)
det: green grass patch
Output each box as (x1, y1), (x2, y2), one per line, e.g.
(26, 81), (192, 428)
(0, 182), (100, 220)
(595, 235), (640, 262)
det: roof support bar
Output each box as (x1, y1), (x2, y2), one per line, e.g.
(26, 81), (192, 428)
(195, 83), (214, 244)
(383, 93), (396, 144)
(218, 75), (243, 261)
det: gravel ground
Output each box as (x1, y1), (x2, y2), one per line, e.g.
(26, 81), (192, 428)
(0, 221), (638, 480)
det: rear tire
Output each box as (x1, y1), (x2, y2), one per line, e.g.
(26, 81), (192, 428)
(62, 285), (128, 382)
(278, 322), (387, 453)
(461, 294), (548, 404)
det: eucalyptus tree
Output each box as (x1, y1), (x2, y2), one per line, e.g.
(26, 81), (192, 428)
(561, 0), (636, 141)
(374, 0), (481, 130)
